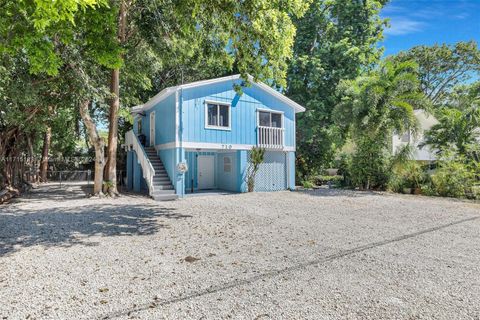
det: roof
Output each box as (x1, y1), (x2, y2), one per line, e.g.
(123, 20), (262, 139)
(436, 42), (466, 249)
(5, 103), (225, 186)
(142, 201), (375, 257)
(131, 74), (306, 114)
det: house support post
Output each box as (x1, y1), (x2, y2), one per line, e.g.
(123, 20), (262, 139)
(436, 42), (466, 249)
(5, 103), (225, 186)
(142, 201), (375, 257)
(287, 151), (296, 190)
(133, 152), (141, 192)
(126, 151), (133, 190)
(237, 150), (248, 193)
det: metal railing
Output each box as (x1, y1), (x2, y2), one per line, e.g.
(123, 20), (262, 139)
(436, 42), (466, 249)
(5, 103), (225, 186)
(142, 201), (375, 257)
(257, 126), (284, 149)
(125, 130), (155, 196)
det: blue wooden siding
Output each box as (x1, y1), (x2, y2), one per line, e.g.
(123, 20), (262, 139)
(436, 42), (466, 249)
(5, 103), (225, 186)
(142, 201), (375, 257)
(159, 148), (176, 182)
(185, 151), (216, 192)
(158, 147), (185, 196)
(217, 152), (237, 191)
(142, 92), (176, 146)
(180, 80), (295, 147)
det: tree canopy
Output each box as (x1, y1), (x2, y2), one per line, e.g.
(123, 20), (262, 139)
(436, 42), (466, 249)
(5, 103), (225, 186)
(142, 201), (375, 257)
(395, 41), (480, 105)
(287, 0), (388, 174)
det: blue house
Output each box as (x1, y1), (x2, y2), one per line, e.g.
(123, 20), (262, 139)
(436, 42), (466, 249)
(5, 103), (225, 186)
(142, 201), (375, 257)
(125, 75), (305, 200)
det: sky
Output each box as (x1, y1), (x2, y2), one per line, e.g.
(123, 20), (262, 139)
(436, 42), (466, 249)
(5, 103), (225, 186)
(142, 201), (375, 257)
(380, 0), (480, 56)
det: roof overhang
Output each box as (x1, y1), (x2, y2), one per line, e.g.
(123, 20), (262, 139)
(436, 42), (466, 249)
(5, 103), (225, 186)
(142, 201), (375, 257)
(130, 74), (306, 114)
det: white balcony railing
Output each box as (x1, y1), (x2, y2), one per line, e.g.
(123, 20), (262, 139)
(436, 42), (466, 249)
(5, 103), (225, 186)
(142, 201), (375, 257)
(257, 126), (284, 149)
(125, 130), (155, 196)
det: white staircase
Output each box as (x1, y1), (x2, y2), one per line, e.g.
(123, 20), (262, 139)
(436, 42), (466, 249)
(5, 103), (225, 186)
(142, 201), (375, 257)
(125, 130), (177, 201)
(144, 147), (178, 201)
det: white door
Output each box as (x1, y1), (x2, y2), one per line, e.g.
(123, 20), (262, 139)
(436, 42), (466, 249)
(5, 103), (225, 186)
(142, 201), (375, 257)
(149, 111), (155, 146)
(197, 156), (215, 190)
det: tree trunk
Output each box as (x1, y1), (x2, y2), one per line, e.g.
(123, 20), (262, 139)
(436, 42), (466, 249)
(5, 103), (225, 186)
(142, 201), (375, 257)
(104, 69), (120, 195)
(39, 126), (51, 182)
(79, 100), (105, 195)
(104, 0), (126, 196)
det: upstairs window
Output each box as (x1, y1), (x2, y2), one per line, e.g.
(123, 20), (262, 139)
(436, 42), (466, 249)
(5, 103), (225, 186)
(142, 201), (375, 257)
(258, 111), (282, 128)
(206, 102), (230, 130)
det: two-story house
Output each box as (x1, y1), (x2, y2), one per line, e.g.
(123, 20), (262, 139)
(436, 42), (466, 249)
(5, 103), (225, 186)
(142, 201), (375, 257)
(125, 75), (305, 200)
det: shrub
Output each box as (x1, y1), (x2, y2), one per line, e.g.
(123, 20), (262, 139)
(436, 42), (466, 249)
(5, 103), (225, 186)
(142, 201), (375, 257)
(388, 161), (426, 193)
(336, 153), (353, 187)
(313, 175), (343, 186)
(246, 147), (265, 192)
(301, 180), (315, 189)
(349, 137), (390, 190)
(431, 160), (475, 198)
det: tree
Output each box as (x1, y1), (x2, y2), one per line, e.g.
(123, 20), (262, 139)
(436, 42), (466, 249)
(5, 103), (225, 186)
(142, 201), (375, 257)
(395, 41), (480, 105)
(287, 0), (388, 176)
(422, 83), (480, 163)
(2, 0), (311, 196)
(246, 147), (265, 192)
(334, 60), (426, 189)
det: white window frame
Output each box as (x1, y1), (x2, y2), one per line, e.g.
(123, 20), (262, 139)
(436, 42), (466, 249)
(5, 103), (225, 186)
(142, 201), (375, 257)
(256, 108), (284, 129)
(204, 100), (231, 131)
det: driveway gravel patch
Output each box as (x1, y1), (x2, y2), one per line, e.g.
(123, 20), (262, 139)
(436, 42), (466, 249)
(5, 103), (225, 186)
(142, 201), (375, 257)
(0, 183), (479, 319)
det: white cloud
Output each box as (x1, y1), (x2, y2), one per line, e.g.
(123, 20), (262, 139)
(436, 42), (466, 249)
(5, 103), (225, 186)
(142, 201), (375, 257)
(384, 17), (426, 36)
(453, 13), (469, 20)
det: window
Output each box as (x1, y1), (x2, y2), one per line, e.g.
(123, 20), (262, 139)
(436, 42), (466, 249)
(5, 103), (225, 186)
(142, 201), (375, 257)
(401, 131), (410, 143)
(258, 111), (282, 128)
(206, 102), (230, 129)
(223, 156), (231, 172)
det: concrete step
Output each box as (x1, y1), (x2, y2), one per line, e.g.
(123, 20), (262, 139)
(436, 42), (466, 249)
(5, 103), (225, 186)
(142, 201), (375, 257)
(152, 184), (174, 190)
(153, 173), (167, 178)
(152, 189), (175, 195)
(153, 172), (168, 177)
(153, 175), (170, 181)
(152, 194), (178, 201)
(151, 162), (165, 167)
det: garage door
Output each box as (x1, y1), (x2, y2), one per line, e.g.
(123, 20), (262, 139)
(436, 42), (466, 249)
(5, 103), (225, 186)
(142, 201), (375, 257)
(248, 151), (287, 192)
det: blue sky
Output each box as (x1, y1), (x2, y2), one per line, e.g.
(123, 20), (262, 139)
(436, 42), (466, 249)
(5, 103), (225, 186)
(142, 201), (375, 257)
(381, 0), (480, 56)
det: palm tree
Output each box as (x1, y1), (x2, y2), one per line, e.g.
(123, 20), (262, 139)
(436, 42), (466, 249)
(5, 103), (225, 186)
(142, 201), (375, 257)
(422, 84), (480, 163)
(334, 59), (428, 189)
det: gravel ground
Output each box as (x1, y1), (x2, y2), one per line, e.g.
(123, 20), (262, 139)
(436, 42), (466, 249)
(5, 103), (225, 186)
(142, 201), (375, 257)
(1, 183), (479, 320)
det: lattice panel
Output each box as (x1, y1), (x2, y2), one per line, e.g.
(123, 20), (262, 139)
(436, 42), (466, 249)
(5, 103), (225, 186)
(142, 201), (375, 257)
(247, 151), (287, 192)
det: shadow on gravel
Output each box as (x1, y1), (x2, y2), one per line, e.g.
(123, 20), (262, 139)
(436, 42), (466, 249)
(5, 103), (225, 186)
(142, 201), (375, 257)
(0, 203), (191, 257)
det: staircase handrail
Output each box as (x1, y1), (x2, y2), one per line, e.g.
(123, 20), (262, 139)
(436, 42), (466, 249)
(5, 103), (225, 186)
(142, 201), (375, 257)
(125, 130), (155, 195)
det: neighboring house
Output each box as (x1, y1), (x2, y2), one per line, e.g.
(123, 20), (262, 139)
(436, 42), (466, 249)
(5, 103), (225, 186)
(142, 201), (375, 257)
(392, 110), (439, 161)
(125, 75), (305, 200)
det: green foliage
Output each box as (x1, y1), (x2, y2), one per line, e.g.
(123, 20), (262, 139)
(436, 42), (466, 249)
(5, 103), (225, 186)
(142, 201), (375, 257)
(430, 158), (476, 199)
(395, 41), (480, 105)
(335, 60), (424, 138)
(246, 147), (266, 192)
(287, 0), (389, 174)
(388, 161), (425, 193)
(102, 180), (115, 189)
(301, 180), (315, 189)
(422, 83), (480, 164)
(313, 175), (343, 186)
(333, 60), (426, 190)
(348, 136), (391, 190)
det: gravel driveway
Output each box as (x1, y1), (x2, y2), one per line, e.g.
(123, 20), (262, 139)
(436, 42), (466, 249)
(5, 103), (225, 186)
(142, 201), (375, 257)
(1, 183), (479, 319)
